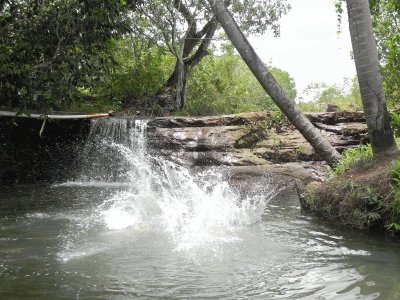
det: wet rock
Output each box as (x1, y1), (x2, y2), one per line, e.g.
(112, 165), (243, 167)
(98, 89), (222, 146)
(146, 111), (367, 174)
(326, 104), (339, 112)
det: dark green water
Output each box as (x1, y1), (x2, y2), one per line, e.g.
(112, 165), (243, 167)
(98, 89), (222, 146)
(1, 184), (399, 299)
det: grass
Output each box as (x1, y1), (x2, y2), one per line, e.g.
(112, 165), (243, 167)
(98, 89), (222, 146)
(331, 144), (374, 176)
(303, 141), (400, 234)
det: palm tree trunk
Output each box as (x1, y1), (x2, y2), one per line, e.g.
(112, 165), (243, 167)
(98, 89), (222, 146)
(207, 0), (341, 166)
(346, 0), (397, 155)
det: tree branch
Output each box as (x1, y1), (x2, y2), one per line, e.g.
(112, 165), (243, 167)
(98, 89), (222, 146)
(185, 18), (218, 67)
(194, 17), (217, 39)
(173, 0), (195, 25)
(33, 22), (64, 70)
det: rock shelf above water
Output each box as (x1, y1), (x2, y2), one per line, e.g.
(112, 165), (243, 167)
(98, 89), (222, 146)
(146, 111), (367, 167)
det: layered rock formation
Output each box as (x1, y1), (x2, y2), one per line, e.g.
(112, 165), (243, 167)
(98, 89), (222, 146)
(147, 111), (366, 165)
(145, 111), (367, 186)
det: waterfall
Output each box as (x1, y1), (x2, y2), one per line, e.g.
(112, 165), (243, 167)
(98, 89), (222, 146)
(75, 118), (148, 183)
(60, 118), (273, 257)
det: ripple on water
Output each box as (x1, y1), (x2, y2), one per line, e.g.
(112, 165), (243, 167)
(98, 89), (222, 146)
(0, 118), (398, 299)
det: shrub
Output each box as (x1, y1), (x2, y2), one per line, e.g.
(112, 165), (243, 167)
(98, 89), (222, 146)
(332, 144), (374, 176)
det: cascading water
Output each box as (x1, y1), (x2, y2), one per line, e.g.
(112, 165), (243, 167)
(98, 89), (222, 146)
(59, 118), (272, 259)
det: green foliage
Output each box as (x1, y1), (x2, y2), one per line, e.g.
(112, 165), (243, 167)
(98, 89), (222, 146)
(182, 51), (297, 116)
(370, 0), (400, 107)
(344, 182), (382, 229)
(392, 159), (400, 185)
(299, 77), (363, 112)
(332, 144), (374, 176)
(93, 39), (175, 112)
(391, 112), (400, 138)
(386, 159), (400, 232)
(0, 0), (136, 111)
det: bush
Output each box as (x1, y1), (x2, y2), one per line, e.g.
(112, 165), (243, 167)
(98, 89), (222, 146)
(182, 51), (297, 116)
(332, 144), (374, 176)
(386, 160), (400, 232)
(391, 112), (400, 138)
(298, 77), (363, 112)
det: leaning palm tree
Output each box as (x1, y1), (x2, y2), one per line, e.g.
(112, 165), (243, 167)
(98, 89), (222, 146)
(346, 0), (397, 155)
(206, 0), (341, 166)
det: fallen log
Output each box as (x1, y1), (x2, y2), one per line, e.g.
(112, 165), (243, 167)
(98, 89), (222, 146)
(0, 110), (111, 119)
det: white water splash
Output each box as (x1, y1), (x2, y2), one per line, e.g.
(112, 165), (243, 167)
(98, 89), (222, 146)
(61, 118), (275, 257)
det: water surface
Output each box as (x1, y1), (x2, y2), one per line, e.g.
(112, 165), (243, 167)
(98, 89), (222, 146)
(1, 184), (400, 299)
(1, 118), (399, 299)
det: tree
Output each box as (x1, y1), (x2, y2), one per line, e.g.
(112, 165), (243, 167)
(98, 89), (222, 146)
(206, 0), (341, 166)
(346, 0), (397, 155)
(185, 50), (296, 115)
(0, 0), (137, 110)
(132, 0), (290, 111)
(299, 78), (362, 112)
(369, 0), (400, 106)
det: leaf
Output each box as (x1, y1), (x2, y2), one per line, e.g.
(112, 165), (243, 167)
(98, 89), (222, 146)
(386, 223), (400, 232)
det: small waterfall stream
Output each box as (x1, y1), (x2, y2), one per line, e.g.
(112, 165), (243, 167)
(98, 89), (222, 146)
(60, 118), (272, 256)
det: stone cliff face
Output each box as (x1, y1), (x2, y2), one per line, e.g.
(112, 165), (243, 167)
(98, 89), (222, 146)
(144, 111), (367, 187)
(146, 111), (367, 167)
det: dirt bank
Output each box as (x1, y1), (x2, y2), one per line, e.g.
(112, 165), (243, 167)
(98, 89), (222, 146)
(300, 153), (400, 233)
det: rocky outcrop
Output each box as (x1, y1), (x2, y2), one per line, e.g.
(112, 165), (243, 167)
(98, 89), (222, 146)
(0, 111), (366, 186)
(146, 111), (367, 168)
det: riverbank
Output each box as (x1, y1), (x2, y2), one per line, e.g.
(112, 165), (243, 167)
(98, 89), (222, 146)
(300, 152), (400, 235)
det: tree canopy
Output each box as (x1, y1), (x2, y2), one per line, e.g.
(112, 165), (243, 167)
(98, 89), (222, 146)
(1, 0), (398, 116)
(130, 0), (291, 110)
(0, 0), (137, 110)
(369, 0), (400, 107)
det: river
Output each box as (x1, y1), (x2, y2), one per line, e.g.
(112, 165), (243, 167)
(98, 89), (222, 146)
(0, 118), (399, 299)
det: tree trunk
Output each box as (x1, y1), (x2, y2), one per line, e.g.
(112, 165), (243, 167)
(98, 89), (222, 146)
(175, 57), (186, 110)
(207, 0), (341, 167)
(162, 19), (218, 111)
(346, 0), (397, 155)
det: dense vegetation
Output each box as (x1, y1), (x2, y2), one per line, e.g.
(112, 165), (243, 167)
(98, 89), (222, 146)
(0, 0), (137, 112)
(370, 0), (400, 108)
(0, 0), (398, 115)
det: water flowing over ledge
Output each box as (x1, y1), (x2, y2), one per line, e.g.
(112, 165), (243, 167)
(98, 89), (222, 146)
(62, 118), (276, 255)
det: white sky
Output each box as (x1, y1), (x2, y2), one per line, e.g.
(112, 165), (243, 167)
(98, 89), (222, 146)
(249, 0), (356, 100)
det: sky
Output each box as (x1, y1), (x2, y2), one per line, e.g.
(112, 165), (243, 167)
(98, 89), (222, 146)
(249, 0), (356, 100)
